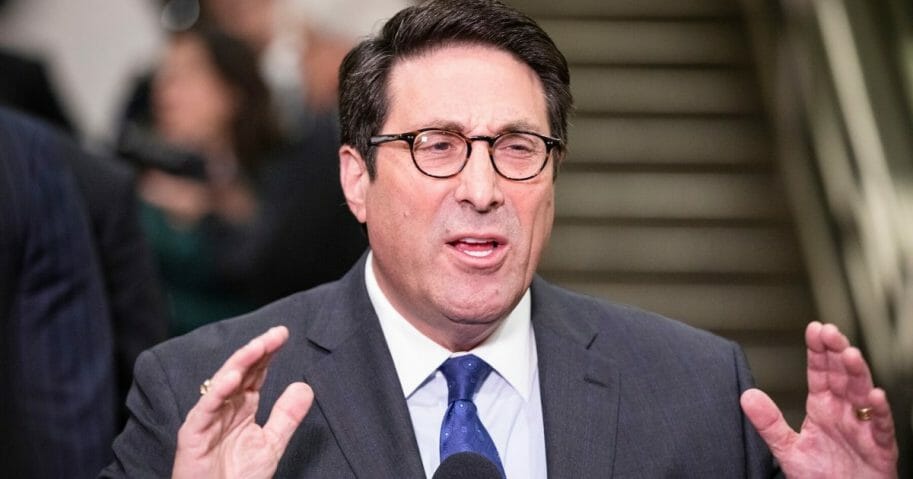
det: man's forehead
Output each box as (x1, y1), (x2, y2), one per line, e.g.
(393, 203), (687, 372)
(383, 44), (549, 132)
(387, 42), (533, 80)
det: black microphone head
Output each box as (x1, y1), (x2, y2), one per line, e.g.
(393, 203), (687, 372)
(432, 452), (502, 479)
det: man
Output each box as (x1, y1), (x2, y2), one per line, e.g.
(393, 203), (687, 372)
(103, 0), (900, 477)
(0, 108), (117, 477)
(67, 132), (168, 423)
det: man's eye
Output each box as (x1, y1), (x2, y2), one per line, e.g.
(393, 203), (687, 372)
(502, 143), (534, 153)
(417, 134), (460, 155)
(497, 138), (538, 156)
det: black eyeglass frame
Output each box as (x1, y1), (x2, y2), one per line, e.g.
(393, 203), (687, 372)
(369, 128), (564, 181)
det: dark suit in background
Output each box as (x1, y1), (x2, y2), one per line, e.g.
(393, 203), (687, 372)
(0, 109), (116, 477)
(103, 254), (779, 478)
(67, 144), (168, 423)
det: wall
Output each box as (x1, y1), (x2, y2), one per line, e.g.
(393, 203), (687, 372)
(0, 0), (164, 141)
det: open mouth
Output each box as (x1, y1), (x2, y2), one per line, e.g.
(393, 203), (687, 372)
(448, 237), (502, 258)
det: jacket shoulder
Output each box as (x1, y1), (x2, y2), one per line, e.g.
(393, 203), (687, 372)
(150, 279), (345, 364)
(532, 277), (735, 353)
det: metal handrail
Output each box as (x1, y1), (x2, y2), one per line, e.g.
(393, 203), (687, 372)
(740, 0), (913, 470)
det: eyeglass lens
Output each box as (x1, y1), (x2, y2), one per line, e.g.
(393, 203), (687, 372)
(412, 130), (547, 179)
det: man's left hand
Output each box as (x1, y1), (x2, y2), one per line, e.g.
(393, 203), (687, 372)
(741, 321), (898, 478)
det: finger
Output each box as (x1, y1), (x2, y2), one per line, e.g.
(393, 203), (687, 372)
(180, 369), (244, 441)
(868, 388), (897, 449)
(213, 326), (290, 381)
(842, 347), (875, 409)
(197, 369), (243, 415)
(182, 327), (291, 435)
(819, 322), (850, 350)
(805, 322), (829, 394)
(263, 382), (315, 454)
(740, 388), (797, 456)
(209, 326), (289, 394)
(805, 321), (826, 351)
(245, 331), (288, 391)
(821, 323), (850, 398)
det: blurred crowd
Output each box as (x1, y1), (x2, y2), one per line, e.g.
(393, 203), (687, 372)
(0, 0), (404, 476)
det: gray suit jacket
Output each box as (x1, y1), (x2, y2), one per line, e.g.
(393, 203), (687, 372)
(103, 254), (779, 478)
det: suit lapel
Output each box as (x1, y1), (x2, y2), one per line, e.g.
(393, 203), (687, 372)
(298, 256), (426, 478)
(532, 278), (620, 479)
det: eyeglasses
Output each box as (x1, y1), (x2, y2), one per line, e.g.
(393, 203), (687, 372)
(369, 128), (563, 181)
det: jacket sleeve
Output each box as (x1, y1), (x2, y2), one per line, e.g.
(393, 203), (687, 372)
(100, 349), (183, 478)
(732, 343), (786, 479)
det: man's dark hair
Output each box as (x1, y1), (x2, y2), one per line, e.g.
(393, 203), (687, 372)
(338, 0), (572, 178)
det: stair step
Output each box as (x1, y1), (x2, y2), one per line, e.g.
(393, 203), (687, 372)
(555, 171), (789, 221)
(548, 281), (815, 333)
(573, 66), (759, 115)
(569, 116), (769, 165)
(541, 224), (805, 275)
(512, 0), (739, 19)
(540, 20), (750, 66)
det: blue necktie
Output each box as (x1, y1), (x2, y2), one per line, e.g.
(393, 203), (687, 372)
(439, 354), (506, 478)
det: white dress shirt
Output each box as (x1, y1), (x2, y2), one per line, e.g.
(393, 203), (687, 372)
(365, 252), (547, 478)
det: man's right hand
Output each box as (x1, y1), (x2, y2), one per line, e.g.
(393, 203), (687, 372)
(172, 326), (313, 479)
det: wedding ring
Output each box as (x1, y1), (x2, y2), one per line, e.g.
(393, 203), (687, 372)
(855, 407), (873, 421)
(200, 378), (212, 396)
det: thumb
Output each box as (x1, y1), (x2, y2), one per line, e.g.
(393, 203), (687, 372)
(740, 388), (797, 456)
(263, 382), (314, 453)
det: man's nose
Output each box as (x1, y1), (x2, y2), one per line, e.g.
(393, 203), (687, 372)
(453, 144), (504, 212)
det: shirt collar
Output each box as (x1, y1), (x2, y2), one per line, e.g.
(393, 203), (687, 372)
(365, 251), (536, 401)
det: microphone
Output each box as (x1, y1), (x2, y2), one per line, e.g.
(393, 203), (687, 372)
(432, 452), (503, 479)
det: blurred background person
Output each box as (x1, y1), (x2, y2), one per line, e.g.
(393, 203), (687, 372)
(0, 108), (116, 478)
(130, 25), (365, 337)
(135, 26), (282, 335)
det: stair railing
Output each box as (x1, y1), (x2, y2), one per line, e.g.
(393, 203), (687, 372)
(740, 0), (913, 467)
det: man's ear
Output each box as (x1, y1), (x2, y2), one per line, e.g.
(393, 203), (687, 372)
(339, 145), (369, 223)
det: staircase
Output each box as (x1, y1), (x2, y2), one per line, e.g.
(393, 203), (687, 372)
(510, 0), (814, 426)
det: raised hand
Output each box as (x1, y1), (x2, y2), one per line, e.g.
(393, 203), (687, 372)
(741, 322), (898, 478)
(172, 326), (313, 479)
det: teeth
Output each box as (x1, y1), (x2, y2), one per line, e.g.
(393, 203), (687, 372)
(450, 237), (500, 259)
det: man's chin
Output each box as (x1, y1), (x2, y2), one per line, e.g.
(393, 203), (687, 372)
(433, 275), (527, 326)
(438, 315), (505, 351)
(446, 314), (503, 326)
(440, 298), (514, 326)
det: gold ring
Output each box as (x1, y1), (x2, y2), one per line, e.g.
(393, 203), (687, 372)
(855, 407), (873, 421)
(200, 378), (212, 396)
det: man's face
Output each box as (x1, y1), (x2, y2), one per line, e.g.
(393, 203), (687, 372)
(341, 44), (556, 350)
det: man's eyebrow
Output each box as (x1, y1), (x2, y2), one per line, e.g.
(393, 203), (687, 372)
(498, 121), (546, 134)
(417, 119), (547, 135)
(419, 119), (466, 132)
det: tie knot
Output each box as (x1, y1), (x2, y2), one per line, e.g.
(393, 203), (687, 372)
(439, 354), (492, 403)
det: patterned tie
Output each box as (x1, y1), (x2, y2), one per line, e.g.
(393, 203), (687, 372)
(439, 354), (506, 478)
